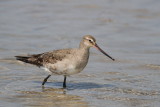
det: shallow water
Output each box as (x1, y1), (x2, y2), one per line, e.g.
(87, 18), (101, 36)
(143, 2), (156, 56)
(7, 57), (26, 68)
(0, 0), (160, 107)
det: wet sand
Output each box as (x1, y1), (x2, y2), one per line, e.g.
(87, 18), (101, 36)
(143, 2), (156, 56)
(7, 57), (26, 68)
(0, 0), (160, 107)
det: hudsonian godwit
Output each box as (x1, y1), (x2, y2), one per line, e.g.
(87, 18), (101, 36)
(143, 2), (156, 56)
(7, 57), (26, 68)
(15, 35), (115, 88)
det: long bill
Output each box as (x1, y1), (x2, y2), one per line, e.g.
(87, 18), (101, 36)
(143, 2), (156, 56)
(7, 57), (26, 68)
(94, 44), (115, 61)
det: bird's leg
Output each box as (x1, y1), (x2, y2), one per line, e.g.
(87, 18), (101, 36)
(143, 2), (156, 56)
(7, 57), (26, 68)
(42, 74), (51, 86)
(63, 75), (67, 88)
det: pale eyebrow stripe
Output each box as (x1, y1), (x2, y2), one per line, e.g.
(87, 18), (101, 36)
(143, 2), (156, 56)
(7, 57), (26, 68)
(85, 38), (94, 42)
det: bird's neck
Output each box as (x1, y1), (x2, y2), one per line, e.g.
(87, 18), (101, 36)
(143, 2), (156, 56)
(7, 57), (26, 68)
(78, 40), (90, 58)
(78, 40), (91, 64)
(79, 40), (90, 50)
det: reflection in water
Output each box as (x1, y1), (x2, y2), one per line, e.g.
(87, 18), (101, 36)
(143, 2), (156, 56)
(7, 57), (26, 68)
(43, 81), (115, 90)
(15, 87), (88, 107)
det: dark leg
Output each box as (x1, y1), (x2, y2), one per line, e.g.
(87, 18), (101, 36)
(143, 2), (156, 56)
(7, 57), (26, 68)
(42, 75), (51, 86)
(63, 75), (67, 88)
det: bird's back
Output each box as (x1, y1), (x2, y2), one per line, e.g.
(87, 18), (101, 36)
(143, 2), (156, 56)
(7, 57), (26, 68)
(15, 49), (73, 67)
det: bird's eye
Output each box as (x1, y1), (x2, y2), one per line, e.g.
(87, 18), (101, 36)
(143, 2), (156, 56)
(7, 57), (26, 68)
(89, 40), (92, 42)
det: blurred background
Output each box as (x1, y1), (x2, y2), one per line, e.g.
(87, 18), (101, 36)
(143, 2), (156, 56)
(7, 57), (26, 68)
(0, 0), (160, 107)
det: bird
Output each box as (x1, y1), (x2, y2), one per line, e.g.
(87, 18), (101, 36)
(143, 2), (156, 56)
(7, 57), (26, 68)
(15, 35), (115, 88)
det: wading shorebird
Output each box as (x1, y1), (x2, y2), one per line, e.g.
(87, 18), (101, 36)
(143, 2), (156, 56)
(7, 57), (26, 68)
(15, 35), (115, 88)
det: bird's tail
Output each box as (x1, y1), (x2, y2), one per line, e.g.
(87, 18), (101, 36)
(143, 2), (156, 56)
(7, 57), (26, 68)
(15, 54), (43, 67)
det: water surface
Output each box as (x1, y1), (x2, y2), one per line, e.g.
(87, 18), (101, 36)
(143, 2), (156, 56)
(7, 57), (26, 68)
(0, 0), (160, 107)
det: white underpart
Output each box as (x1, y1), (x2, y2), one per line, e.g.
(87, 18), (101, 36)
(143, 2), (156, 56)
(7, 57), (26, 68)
(52, 58), (80, 75)
(41, 58), (81, 76)
(41, 67), (52, 74)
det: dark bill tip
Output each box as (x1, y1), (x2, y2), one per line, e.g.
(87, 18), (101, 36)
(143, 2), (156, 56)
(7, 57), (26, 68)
(94, 44), (115, 61)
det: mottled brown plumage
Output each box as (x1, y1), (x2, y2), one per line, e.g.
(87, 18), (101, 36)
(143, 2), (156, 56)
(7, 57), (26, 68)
(15, 35), (115, 88)
(15, 49), (72, 67)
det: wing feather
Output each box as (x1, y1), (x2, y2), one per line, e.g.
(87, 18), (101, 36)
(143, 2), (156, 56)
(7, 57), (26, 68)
(15, 49), (72, 67)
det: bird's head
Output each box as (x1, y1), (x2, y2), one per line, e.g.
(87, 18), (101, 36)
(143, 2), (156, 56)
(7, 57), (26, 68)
(81, 35), (115, 61)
